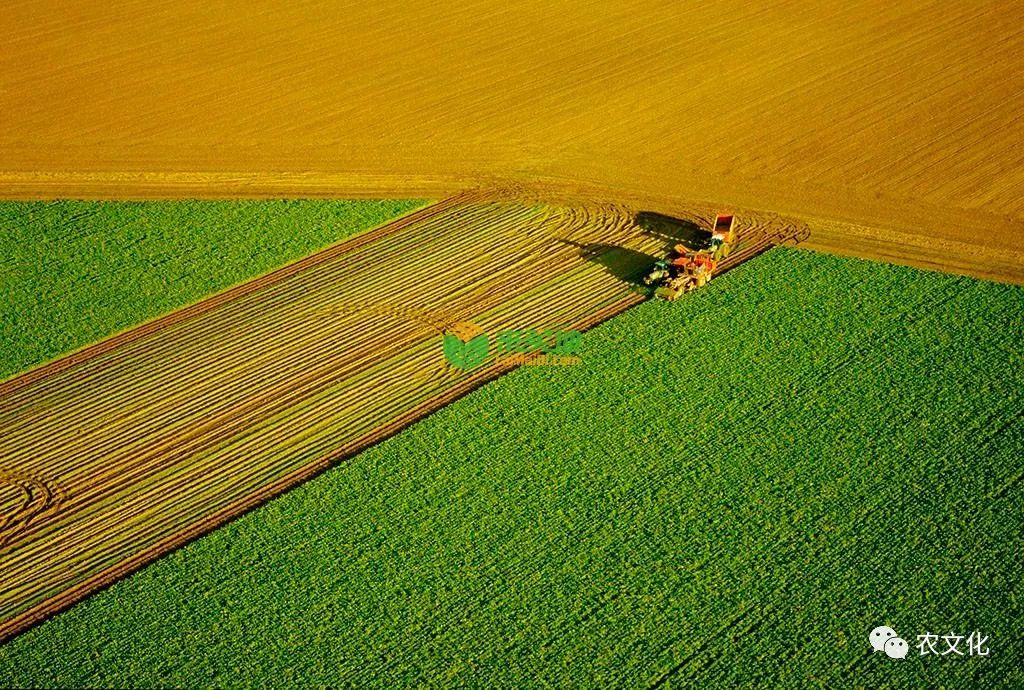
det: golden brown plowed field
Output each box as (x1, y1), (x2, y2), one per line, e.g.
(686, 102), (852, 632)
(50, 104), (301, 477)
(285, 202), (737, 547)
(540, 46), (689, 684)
(2, 0), (1024, 278)
(0, 191), (776, 641)
(2, 1), (1022, 282)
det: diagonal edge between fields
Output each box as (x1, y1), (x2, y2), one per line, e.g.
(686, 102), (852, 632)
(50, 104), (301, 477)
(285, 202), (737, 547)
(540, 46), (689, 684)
(0, 193), (480, 398)
(0, 289), (648, 644)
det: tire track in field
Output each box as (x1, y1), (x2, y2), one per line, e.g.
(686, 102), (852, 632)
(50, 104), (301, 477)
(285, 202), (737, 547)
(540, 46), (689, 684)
(0, 191), (777, 640)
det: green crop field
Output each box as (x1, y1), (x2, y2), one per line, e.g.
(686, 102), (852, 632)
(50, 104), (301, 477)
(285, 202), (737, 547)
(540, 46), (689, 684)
(0, 199), (423, 380)
(0, 246), (1019, 688)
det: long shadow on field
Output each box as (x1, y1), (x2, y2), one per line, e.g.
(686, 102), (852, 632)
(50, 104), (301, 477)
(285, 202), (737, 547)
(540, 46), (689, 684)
(636, 212), (712, 251)
(556, 238), (655, 285)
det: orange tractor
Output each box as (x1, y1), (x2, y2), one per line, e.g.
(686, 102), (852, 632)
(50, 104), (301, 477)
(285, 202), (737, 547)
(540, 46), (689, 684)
(644, 214), (735, 300)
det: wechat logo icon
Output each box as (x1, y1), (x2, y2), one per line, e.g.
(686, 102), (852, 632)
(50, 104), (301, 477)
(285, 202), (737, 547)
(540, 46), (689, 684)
(871, 625), (909, 660)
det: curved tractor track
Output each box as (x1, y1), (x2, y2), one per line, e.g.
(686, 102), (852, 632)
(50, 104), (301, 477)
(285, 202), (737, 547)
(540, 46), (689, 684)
(0, 190), (778, 641)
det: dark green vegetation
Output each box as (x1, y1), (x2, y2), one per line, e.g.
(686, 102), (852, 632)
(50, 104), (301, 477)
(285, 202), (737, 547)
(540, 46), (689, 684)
(0, 199), (423, 380)
(1, 245), (1021, 687)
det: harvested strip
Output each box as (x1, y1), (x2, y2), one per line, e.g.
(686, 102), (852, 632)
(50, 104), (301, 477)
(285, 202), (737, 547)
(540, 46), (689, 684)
(0, 190), (772, 640)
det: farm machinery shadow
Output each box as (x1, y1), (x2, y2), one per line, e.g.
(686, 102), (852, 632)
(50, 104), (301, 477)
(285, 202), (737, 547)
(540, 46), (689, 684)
(555, 212), (714, 291)
(635, 212), (712, 251)
(556, 238), (655, 286)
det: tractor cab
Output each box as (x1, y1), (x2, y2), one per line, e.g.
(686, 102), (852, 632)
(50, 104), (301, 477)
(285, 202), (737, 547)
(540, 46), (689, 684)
(643, 259), (671, 287)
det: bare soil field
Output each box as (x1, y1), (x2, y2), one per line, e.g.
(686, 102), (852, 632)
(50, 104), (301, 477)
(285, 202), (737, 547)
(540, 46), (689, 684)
(2, 1), (1022, 282)
(0, 191), (776, 641)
